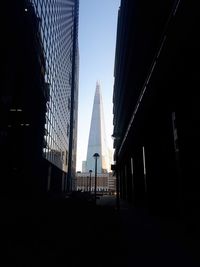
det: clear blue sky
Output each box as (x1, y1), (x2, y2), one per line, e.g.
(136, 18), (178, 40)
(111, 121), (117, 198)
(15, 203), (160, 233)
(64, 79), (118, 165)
(76, 0), (120, 171)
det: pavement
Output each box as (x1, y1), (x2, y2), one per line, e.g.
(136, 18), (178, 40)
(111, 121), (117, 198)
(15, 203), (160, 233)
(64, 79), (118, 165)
(1, 194), (200, 266)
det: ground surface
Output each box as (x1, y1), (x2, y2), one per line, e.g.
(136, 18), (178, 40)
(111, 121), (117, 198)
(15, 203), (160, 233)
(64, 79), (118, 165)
(1, 194), (200, 266)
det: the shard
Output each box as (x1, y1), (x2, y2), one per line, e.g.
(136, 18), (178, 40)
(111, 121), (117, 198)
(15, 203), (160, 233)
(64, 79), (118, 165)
(85, 81), (110, 173)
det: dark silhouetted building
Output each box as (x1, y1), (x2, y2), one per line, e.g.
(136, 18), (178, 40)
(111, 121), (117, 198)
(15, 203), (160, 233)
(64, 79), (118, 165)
(1, 0), (79, 198)
(113, 0), (199, 221)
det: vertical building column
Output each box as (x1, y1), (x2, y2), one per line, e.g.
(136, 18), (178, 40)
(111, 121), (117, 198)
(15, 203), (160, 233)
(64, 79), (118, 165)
(130, 157), (135, 202)
(126, 157), (134, 203)
(176, 105), (200, 220)
(119, 167), (125, 200)
(144, 110), (178, 216)
(132, 146), (145, 207)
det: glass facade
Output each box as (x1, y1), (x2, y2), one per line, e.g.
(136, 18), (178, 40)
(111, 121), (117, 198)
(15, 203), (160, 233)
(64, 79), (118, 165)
(85, 82), (111, 174)
(29, 0), (79, 174)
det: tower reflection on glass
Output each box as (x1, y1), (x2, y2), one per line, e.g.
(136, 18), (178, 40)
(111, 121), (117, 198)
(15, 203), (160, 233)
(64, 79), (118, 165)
(93, 153), (100, 204)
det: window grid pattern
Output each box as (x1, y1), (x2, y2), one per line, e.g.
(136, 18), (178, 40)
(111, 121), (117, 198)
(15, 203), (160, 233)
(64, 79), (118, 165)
(31, 0), (76, 171)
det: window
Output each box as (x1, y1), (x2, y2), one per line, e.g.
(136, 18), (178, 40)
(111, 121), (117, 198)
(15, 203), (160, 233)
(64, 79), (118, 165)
(67, 123), (70, 137)
(68, 97), (71, 110)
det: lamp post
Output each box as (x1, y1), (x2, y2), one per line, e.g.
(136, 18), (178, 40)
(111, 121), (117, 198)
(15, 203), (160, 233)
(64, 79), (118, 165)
(89, 170), (92, 194)
(93, 153), (100, 204)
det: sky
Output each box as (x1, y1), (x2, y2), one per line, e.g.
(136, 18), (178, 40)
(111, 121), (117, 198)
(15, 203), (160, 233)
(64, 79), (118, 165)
(76, 0), (120, 171)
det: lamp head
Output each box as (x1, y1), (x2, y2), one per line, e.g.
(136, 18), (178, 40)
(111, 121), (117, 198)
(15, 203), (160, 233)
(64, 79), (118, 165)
(93, 153), (100, 158)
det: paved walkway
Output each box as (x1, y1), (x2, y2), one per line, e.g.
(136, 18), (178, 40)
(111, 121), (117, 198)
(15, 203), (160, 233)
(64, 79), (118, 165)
(118, 201), (199, 267)
(1, 195), (200, 266)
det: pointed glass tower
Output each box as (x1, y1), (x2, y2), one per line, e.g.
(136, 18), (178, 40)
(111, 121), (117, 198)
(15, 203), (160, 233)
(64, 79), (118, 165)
(85, 81), (110, 173)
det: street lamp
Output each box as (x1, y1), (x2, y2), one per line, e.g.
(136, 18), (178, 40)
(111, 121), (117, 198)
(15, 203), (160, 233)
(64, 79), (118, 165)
(93, 153), (100, 204)
(89, 170), (92, 194)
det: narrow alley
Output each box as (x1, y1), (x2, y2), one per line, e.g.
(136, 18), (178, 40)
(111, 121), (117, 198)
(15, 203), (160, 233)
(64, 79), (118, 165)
(1, 194), (200, 266)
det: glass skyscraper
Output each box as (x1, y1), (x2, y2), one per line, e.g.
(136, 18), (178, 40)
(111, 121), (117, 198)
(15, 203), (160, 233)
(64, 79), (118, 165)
(30, 0), (79, 173)
(30, 0), (79, 191)
(85, 82), (111, 173)
(1, 0), (79, 196)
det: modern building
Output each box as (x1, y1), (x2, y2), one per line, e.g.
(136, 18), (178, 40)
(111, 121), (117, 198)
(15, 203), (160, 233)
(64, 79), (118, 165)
(1, 0), (79, 197)
(85, 81), (111, 173)
(113, 0), (199, 219)
(108, 174), (116, 194)
(82, 161), (86, 173)
(76, 82), (115, 193)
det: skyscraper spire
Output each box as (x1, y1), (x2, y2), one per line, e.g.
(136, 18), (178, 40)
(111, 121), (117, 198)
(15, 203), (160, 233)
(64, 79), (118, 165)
(85, 81), (110, 173)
